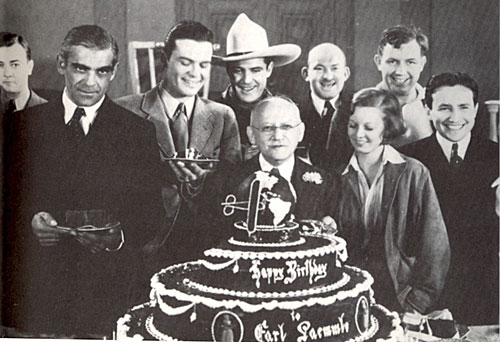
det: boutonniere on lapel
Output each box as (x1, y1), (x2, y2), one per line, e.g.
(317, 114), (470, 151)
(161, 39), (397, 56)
(302, 171), (323, 185)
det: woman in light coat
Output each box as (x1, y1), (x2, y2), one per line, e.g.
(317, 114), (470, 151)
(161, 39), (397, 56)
(336, 88), (450, 314)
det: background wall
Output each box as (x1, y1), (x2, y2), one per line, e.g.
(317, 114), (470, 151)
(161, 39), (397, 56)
(3, 0), (499, 125)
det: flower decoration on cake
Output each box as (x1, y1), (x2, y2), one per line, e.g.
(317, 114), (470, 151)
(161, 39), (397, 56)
(302, 171), (323, 184)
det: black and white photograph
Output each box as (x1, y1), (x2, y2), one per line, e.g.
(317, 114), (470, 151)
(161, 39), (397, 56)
(1, 0), (498, 341)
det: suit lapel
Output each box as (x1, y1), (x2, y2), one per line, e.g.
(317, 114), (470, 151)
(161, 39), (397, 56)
(141, 86), (175, 157)
(189, 96), (216, 155)
(291, 158), (318, 212)
(428, 134), (449, 166)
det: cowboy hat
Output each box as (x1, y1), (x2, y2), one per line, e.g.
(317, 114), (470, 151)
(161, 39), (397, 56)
(213, 13), (301, 67)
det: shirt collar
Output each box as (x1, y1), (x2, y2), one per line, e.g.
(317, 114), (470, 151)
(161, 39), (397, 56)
(258, 153), (295, 182)
(342, 144), (406, 175)
(375, 81), (424, 106)
(159, 81), (196, 120)
(62, 88), (104, 125)
(1, 86), (30, 111)
(435, 132), (471, 161)
(310, 91), (338, 116)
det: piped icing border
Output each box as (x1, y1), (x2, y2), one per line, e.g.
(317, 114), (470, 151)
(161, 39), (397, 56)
(151, 265), (373, 314)
(234, 220), (299, 231)
(228, 236), (306, 247)
(183, 272), (350, 298)
(345, 315), (379, 342)
(146, 315), (179, 342)
(204, 234), (347, 262)
(142, 305), (380, 342)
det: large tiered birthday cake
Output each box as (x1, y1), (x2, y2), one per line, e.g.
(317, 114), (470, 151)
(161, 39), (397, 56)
(117, 171), (404, 341)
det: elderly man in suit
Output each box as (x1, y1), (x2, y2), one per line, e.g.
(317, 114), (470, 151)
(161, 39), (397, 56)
(200, 96), (338, 234)
(3, 25), (163, 337)
(299, 43), (352, 171)
(401, 72), (499, 324)
(0, 32), (46, 116)
(117, 21), (241, 269)
(215, 13), (301, 160)
(374, 25), (432, 147)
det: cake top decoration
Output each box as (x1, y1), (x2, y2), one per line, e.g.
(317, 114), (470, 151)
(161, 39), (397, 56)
(222, 170), (296, 234)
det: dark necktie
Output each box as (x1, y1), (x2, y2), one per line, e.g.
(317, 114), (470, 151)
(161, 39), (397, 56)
(450, 143), (463, 165)
(270, 167), (281, 178)
(322, 101), (335, 122)
(68, 107), (85, 141)
(171, 103), (188, 153)
(6, 99), (16, 115)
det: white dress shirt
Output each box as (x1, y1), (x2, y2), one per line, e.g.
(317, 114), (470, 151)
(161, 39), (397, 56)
(62, 88), (104, 135)
(436, 132), (471, 162)
(159, 82), (195, 121)
(343, 145), (406, 230)
(311, 91), (338, 118)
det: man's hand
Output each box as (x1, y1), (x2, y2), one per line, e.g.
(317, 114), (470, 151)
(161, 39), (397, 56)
(32, 211), (69, 247)
(169, 160), (213, 186)
(75, 228), (122, 253)
(321, 216), (337, 234)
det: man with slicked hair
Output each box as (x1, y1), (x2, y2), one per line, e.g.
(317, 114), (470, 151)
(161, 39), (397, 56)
(0, 32), (46, 116)
(401, 72), (498, 324)
(117, 20), (240, 270)
(299, 43), (352, 171)
(3, 25), (163, 337)
(374, 25), (432, 147)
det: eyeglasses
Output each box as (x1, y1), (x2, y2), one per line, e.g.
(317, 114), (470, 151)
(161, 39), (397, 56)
(251, 122), (302, 134)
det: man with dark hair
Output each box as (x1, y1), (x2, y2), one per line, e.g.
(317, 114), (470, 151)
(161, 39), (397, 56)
(374, 25), (432, 147)
(214, 13), (301, 160)
(299, 43), (352, 170)
(0, 32), (46, 116)
(116, 21), (240, 269)
(401, 72), (499, 324)
(3, 25), (163, 337)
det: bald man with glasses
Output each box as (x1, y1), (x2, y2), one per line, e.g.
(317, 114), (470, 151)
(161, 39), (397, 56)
(198, 96), (339, 234)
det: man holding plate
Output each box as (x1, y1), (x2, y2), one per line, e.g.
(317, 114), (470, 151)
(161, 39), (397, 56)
(3, 25), (163, 337)
(117, 21), (241, 270)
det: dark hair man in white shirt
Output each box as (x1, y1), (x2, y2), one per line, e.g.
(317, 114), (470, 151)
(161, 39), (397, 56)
(4, 25), (163, 337)
(401, 72), (499, 324)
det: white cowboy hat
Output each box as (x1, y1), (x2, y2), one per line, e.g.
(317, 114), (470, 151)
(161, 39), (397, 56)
(213, 13), (301, 67)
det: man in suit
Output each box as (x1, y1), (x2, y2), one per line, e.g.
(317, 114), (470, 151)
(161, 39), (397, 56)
(299, 43), (352, 171)
(202, 96), (338, 232)
(215, 13), (301, 160)
(0, 32), (46, 116)
(3, 25), (163, 337)
(116, 21), (241, 268)
(374, 25), (432, 147)
(401, 72), (499, 324)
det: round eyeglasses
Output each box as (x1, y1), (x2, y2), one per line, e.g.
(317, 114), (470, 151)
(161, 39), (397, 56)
(251, 122), (302, 134)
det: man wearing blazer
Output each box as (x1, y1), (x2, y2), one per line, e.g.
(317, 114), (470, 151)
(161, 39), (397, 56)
(401, 72), (499, 324)
(0, 32), (47, 116)
(116, 21), (241, 269)
(3, 25), (163, 337)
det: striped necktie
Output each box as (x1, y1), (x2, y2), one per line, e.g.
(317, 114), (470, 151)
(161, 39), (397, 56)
(68, 107), (85, 141)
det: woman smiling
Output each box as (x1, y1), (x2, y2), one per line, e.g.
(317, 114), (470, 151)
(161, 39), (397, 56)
(336, 88), (450, 315)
